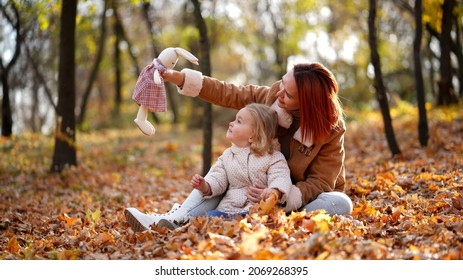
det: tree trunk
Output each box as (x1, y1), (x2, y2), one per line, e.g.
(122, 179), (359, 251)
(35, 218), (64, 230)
(437, 0), (458, 105)
(1, 73), (13, 137)
(26, 45), (57, 112)
(113, 1), (122, 116)
(0, 2), (21, 137)
(414, 0), (428, 147)
(191, 0), (213, 175)
(51, 0), (78, 172)
(452, 12), (463, 97)
(265, 1), (285, 78)
(425, 35), (437, 98)
(140, 2), (169, 125)
(368, 0), (401, 156)
(77, 0), (107, 126)
(120, 6), (140, 75)
(30, 77), (39, 132)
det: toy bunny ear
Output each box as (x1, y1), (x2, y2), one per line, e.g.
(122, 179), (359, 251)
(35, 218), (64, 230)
(174, 47), (199, 65)
(153, 69), (162, 84)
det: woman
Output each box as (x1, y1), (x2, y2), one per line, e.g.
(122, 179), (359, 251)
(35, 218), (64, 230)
(125, 62), (353, 232)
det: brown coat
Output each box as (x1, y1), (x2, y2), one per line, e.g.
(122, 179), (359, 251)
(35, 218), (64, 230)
(179, 70), (345, 206)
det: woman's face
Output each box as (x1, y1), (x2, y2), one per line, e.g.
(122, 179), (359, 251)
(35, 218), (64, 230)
(276, 68), (300, 111)
(226, 108), (255, 147)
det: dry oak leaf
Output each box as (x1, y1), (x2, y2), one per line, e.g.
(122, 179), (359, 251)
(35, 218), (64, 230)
(250, 189), (279, 215)
(94, 232), (115, 246)
(452, 195), (463, 210)
(309, 211), (332, 233)
(6, 237), (20, 254)
(58, 213), (79, 227)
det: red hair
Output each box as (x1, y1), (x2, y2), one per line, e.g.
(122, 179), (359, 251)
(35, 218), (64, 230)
(294, 63), (343, 144)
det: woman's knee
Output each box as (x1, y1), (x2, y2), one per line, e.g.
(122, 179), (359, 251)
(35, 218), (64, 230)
(301, 192), (352, 215)
(325, 192), (352, 215)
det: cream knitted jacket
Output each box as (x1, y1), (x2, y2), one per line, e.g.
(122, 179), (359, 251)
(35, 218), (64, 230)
(203, 145), (292, 214)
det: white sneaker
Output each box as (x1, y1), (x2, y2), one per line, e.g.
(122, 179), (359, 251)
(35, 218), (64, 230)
(124, 207), (157, 232)
(157, 218), (181, 230)
(124, 203), (188, 232)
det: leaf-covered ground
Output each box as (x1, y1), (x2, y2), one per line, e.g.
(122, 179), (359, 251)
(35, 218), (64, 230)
(1, 107), (462, 260)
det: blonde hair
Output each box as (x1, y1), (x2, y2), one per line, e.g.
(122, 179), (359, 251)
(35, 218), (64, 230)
(245, 103), (279, 156)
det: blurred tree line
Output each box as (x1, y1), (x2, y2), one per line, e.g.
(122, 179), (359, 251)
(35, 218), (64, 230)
(0, 0), (461, 172)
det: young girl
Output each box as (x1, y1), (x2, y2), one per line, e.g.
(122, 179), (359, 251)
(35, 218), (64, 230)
(125, 103), (292, 231)
(189, 103), (291, 217)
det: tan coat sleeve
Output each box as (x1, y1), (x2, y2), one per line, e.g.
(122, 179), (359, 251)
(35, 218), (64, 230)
(198, 76), (278, 109)
(179, 68), (280, 109)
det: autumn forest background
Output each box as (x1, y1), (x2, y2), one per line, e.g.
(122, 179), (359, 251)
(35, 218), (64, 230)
(1, 0), (462, 260)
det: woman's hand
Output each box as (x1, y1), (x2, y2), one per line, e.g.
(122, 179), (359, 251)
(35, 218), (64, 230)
(162, 69), (185, 87)
(247, 183), (267, 203)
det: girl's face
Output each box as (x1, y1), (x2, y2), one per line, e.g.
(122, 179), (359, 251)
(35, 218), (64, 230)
(226, 108), (255, 147)
(276, 68), (300, 111)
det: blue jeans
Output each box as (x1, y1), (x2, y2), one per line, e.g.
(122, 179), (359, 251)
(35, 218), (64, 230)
(206, 210), (248, 219)
(300, 192), (353, 216)
(181, 189), (353, 218)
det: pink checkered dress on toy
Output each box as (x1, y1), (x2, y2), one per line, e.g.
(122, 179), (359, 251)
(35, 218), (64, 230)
(132, 59), (167, 112)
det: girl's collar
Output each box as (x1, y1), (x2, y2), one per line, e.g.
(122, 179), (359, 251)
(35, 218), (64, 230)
(230, 144), (251, 154)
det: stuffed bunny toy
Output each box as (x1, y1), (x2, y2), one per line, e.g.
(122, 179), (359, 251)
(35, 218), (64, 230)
(132, 47), (199, 136)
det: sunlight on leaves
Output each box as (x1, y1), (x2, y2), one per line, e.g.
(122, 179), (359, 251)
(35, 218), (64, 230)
(239, 225), (268, 255)
(310, 211), (332, 233)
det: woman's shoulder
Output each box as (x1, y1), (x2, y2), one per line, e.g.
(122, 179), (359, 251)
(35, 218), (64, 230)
(316, 119), (346, 147)
(332, 119), (346, 136)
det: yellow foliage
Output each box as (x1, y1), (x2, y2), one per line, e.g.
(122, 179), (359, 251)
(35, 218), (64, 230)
(86, 208), (101, 225)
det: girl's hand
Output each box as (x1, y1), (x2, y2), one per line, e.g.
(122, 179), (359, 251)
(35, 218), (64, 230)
(247, 183), (266, 203)
(190, 174), (205, 189)
(190, 174), (211, 195)
(262, 188), (282, 201)
(258, 189), (280, 214)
